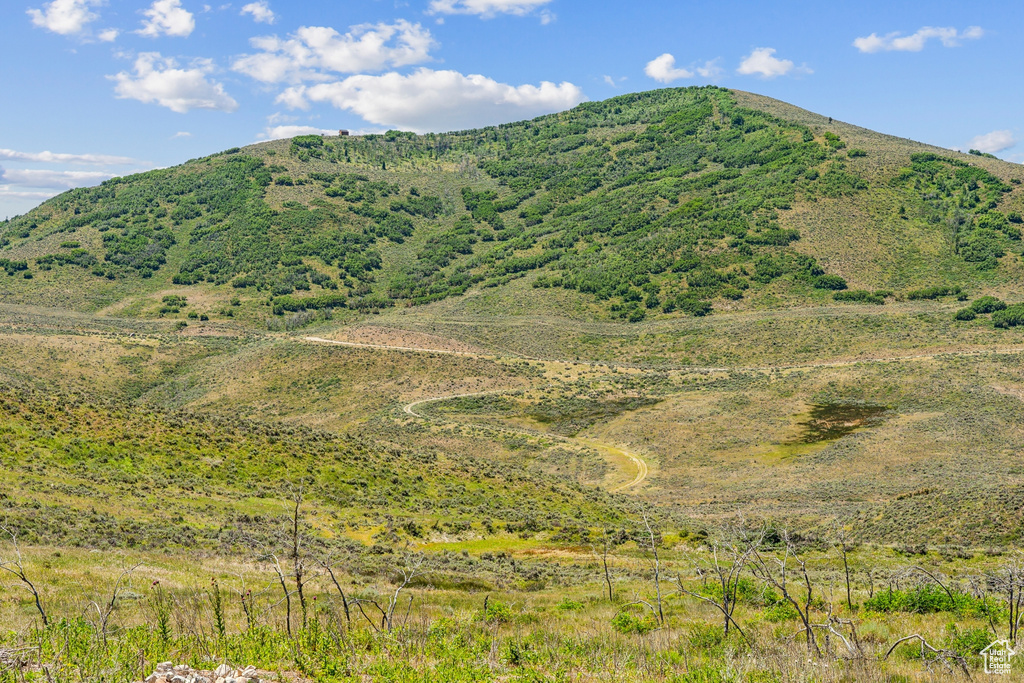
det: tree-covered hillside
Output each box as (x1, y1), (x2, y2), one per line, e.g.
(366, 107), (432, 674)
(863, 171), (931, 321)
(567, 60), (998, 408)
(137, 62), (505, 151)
(1, 87), (1022, 325)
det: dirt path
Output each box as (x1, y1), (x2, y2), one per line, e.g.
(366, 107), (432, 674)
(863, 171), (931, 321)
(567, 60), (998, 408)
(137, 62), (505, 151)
(305, 335), (1024, 374)
(304, 334), (1024, 494)
(400, 389), (649, 492)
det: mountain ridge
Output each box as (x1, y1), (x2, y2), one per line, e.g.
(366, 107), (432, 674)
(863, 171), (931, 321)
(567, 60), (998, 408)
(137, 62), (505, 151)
(1, 86), (1022, 329)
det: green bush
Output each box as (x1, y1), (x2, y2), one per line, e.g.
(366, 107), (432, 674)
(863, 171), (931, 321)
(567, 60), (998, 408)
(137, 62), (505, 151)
(864, 585), (1002, 617)
(834, 289), (884, 304)
(907, 285), (963, 300)
(814, 274), (848, 290)
(954, 308), (977, 321)
(611, 610), (658, 636)
(969, 296), (1007, 314)
(993, 304), (1024, 328)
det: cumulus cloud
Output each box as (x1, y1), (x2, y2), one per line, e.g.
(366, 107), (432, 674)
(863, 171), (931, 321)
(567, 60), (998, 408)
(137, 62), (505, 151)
(0, 149), (137, 165)
(109, 52), (238, 113)
(97, 27), (119, 41)
(137, 0), (195, 38)
(696, 59), (723, 78)
(644, 53), (693, 83)
(737, 47), (809, 78)
(27, 0), (101, 36)
(0, 188), (60, 201)
(1, 169), (114, 190)
(428, 0), (553, 18)
(276, 67), (585, 133)
(966, 130), (1017, 155)
(258, 125), (336, 140)
(233, 20), (435, 84)
(853, 26), (983, 53)
(240, 1), (275, 24)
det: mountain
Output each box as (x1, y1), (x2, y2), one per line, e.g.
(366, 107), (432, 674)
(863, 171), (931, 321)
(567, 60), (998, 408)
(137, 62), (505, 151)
(2, 86), (1022, 327)
(6, 87), (1024, 682)
(2, 87), (1024, 548)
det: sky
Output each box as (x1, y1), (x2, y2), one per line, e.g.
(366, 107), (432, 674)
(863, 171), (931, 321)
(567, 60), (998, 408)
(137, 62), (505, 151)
(1, 0), (1021, 218)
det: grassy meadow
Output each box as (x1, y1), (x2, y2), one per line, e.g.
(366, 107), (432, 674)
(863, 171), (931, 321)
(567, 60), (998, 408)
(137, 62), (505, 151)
(2, 86), (1024, 680)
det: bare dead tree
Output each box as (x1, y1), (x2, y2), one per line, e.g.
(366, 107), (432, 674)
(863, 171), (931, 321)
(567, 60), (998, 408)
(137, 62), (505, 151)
(318, 556), (352, 625)
(752, 530), (820, 656)
(987, 553), (1024, 644)
(351, 553), (430, 633)
(884, 634), (972, 679)
(833, 523), (854, 611)
(269, 554), (293, 637)
(88, 562), (143, 646)
(638, 508), (665, 626)
(0, 525), (48, 627)
(674, 524), (762, 643)
(291, 487), (309, 628)
(590, 529), (615, 602)
(906, 565), (957, 604)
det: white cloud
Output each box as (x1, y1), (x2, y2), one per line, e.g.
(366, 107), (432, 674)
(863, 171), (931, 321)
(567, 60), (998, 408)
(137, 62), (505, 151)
(240, 1), (275, 24)
(0, 188), (60, 200)
(232, 20), (435, 84)
(853, 26), (984, 53)
(965, 130), (1017, 155)
(97, 27), (119, 41)
(27, 0), (101, 36)
(428, 0), (552, 18)
(0, 149), (137, 165)
(538, 9), (555, 25)
(171, 131), (192, 138)
(644, 53), (696, 83)
(277, 67), (585, 133)
(737, 47), (809, 78)
(258, 125), (336, 140)
(137, 0), (195, 38)
(1, 169), (114, 190)
(696, 59), (723, 78)
(109, 52), (238, 113)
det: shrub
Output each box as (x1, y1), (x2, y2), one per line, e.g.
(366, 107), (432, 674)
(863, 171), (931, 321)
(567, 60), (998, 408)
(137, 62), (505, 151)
(848, 149), (867, 158)
(969, 296), (1007, 314)
(555, 597), (584, 611)
(993, 304), (1024, 328)
(945, 624), (991, 664)
(907, 285), (963, 300)
(610, 610), (658, 636)
(686, 622), (725, 649)
(814, 274), (848, 290)
(834, 289), (884, 305)
(954, 308), (977, 321)
(863, 585), (1002, 617)
(481, 600), (515, 624)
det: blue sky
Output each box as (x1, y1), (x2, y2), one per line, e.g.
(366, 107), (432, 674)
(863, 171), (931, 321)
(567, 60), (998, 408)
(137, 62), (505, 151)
(1, 0), (1021, 218)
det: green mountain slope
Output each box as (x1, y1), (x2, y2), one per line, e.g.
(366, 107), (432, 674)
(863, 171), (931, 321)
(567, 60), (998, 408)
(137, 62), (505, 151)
(2, 86), (1021, 326)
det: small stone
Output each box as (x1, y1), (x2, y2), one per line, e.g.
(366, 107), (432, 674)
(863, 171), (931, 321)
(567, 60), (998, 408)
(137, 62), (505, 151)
(157, 662), (174, 672)
(214, 664), (232, 677)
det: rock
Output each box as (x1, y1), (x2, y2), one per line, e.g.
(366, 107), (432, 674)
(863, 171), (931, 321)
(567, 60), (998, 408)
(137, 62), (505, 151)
(214, 664), (232, 677)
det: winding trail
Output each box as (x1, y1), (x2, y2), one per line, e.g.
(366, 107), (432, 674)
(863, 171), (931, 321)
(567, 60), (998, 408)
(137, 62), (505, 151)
(399, 388), (649, 492)
(304, 334), (1024, 494)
